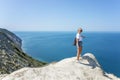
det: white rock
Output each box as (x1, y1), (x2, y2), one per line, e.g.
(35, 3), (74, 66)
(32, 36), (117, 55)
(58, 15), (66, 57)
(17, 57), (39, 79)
(0, 74), (8, 80)
(1, 53), (120, 80)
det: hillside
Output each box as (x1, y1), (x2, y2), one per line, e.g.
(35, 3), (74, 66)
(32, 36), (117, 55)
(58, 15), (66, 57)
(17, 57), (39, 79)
(0, 28), (46, 74)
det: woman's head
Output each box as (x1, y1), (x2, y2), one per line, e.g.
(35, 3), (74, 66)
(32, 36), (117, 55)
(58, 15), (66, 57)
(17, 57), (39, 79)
(77, 28), (83, 33)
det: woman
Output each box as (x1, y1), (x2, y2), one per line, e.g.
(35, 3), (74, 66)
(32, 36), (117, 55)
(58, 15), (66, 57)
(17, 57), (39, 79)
(76, 28), (84, 61)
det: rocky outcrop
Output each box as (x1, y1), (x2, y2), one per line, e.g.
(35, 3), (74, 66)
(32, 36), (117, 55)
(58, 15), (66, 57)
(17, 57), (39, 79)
(0, 28), (46, 74)
(1, 53), (120, 80)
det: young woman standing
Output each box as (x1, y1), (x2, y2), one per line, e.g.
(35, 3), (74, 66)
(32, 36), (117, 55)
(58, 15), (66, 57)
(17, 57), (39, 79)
(76, 28), (84, 61)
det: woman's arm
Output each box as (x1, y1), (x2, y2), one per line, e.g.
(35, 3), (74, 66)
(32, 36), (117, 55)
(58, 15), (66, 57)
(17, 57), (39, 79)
(76, 38), (79, 47)
(81, 35), (85, 38)
(76, 33), (79, 47)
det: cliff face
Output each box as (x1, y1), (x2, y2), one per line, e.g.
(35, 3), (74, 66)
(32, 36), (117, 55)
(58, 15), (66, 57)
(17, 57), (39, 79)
(0, 28), (46, 74)
(1, 53), (120, 80)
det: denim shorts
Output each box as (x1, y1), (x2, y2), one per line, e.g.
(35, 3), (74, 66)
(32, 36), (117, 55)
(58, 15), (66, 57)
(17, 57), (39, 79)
(77, 41), (82, 47)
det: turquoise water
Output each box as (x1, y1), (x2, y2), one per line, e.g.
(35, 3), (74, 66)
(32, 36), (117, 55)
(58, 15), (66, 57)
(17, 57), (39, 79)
(15, 31), (120, 77)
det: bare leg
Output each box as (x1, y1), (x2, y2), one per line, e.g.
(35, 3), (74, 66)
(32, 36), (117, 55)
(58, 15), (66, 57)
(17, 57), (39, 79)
(77, 46), (82, 60)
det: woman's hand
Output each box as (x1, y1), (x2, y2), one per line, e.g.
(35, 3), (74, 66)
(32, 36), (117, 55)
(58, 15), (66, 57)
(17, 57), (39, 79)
(82, 35), (86, 38)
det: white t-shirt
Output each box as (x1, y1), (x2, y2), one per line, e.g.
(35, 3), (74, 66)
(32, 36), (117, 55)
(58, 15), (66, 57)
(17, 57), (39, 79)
(76, 33), (83, 41)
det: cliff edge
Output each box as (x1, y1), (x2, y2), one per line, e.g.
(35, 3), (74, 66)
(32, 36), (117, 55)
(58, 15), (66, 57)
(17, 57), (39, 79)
(0, 28), (46, 74)
(1, 53), (120, 80)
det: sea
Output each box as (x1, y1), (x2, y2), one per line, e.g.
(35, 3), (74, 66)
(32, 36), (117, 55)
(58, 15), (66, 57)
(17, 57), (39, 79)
(14, 31), (120, 77)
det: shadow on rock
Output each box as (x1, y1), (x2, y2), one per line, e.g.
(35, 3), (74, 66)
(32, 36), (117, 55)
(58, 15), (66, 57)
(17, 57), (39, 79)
(81, 56), (100, 69)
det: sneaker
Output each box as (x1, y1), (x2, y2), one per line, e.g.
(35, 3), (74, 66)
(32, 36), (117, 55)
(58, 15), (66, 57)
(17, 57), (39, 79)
(75, 60), (81, 63)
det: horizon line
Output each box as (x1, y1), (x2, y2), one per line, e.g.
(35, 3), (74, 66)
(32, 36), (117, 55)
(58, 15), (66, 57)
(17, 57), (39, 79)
(12, 30), (120, 33)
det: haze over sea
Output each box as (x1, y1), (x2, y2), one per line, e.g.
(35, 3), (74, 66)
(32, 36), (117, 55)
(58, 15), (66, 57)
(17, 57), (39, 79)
(15, 31), (120, 77)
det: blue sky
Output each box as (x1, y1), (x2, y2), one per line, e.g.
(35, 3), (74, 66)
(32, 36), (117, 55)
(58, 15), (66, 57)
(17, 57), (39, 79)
(0, 0), (120, 31)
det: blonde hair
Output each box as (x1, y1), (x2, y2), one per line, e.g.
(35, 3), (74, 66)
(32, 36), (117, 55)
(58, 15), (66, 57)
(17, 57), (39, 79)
(77, 28), (83, 32)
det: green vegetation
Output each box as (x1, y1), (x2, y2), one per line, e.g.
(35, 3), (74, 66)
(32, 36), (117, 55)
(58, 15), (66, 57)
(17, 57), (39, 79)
(0, 28), (47, 74)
